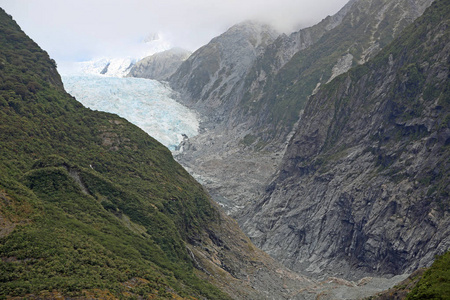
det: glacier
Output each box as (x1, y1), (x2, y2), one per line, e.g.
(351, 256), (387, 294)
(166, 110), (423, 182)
(62, 75), (199, 151)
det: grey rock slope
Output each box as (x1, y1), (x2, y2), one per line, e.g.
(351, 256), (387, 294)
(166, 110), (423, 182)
(127, 48), (191, 81)
(171, 0), (435, 217)
(241, 0), (449, 280)
(169, 21), (280, 214)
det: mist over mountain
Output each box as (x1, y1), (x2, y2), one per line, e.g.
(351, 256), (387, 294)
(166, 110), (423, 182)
(0, 0), (350, 64)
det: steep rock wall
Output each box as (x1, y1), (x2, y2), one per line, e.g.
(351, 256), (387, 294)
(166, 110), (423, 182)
(241, 0), (449, 280)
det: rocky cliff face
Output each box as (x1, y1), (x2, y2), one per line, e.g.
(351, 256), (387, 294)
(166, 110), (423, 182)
(127, 48), (191, 81)
(241, 0), (449, 280)
(238, 0), (435, 145)
(171, 0), (435, 217)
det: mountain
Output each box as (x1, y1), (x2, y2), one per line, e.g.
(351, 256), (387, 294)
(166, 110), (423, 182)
(127, 48), (191, 81)
(169, 0), (435, 217)
(237, 0), (357, 124)
(241, 0), (449, 281)
(0, 8), (319, 300)
(2, 6), (413, 300)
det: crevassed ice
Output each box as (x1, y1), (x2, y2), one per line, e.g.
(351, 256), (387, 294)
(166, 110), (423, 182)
(62, 75), (199, 151)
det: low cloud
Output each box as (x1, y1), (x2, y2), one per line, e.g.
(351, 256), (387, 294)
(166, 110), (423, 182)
(0, 0), (349, 62)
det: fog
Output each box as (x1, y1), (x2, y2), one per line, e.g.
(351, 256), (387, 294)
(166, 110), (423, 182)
(0, 0), (349, 62)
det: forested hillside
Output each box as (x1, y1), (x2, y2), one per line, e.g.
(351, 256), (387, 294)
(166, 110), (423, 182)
(0, 7), (234, 299)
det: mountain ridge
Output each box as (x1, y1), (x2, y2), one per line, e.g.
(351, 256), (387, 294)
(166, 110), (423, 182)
(2, 1), (448, 298)
(237, 0), (435, 144)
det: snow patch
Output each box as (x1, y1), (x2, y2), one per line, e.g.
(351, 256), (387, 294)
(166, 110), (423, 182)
(71, 57), (137, 78)
(59, 32), (172, 77)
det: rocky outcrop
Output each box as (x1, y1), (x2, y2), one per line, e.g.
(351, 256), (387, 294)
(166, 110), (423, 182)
(127, 48), (191, 81)
(241, 0), (449, 280)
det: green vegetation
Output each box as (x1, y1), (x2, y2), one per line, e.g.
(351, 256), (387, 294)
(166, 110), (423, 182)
(406, 252), (450, 300)
(365, 251), (450, 300)
(0, 8), (230, 299)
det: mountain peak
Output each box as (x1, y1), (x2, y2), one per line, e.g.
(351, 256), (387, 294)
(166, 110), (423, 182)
(169, 18), (279, 116)
(127, 47), (192, 81)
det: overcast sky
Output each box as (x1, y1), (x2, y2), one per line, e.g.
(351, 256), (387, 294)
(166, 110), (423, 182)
(0, 0), (349, 63)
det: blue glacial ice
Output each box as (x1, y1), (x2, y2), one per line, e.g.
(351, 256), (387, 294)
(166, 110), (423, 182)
(62, 75), (199, 151)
